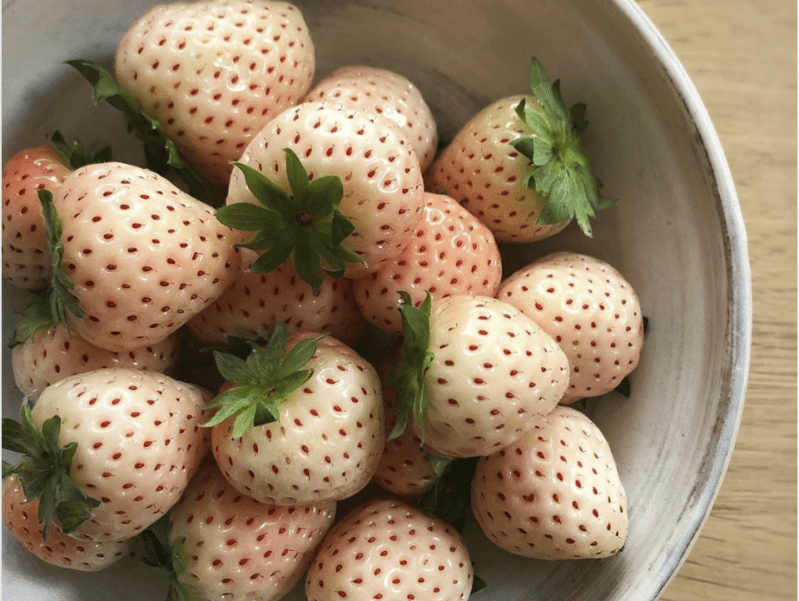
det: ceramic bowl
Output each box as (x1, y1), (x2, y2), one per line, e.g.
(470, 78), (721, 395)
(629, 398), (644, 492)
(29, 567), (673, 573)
(2, 0), (751, 600)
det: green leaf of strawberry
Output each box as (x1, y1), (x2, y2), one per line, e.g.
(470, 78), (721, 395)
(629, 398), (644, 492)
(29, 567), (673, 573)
(66, 59), (212, 200)
(217, 150), (364, 293)
(510, 57), (615, 237)
(139, 514), (192, 601)
(386, 291), (435, 441)
(7, 295), (54, 348)
(418, 456), (478, 531)
(2, 405), (100, 540)
(39, 189), (85, 326)
(48, 130), (112, 170)
(203, 323), (319, 438)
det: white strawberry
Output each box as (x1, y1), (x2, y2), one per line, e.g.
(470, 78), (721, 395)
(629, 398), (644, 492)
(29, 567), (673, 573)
(497, 251), (645, 402)
(373, 424), (437, 498)
(2, 134), (110, 290)
(2, 144), (71, 290)
(372, 371), (437, 498)
(390, 293), (570, 458)
(2, 367), (212, 542)
(353, 191), (503, 334)
(48, 161), (239, 353)
(303, 64), (439, 171)
(471, 405), (628, 559)
(112, 0), (316, 185)
(10, 303), (181, 401)
(426, 58), (613, 242)
(3, 474), (134, 571)
(305, 496), (474, 601)
(221, 101), (425, 285)
(155, 459), (336, 601)
(207, 325), (385, 506)
(187, 247), (366, 348)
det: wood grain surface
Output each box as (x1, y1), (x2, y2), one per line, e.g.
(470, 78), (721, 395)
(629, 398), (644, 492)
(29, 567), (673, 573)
(636, 0), (797, 599)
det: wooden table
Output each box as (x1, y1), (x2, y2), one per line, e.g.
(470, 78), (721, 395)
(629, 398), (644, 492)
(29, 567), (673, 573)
(636, 0), (797, 599)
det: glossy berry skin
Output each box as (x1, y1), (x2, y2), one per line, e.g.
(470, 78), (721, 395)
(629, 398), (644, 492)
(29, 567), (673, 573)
(425, 94), (571, 243)
(30, 367), (212, 542)
(188, 248), (366, 348)
(372, 425), (436, 498)
(497, 251), (645, 403)
(2, 145), (70, 289)
(354, 192), (502, 334)
(419, 295), (570, 458)
(471, 405), (628, 560)
(304, 65), (438, 171)
(168, 459), (336, 601)
(305, 497), (473, 601)
(2, 475), (134, 571)
(12, 324), (182, 401)
(227, 101), (425, 278)
(55, 162), (239, 353)
(212, 333), (385, 506)
(114, 0), (315, 184)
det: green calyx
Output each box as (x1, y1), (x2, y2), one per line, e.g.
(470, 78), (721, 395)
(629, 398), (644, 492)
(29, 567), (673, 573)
(48, 130), (112, 170)
(511, 57), (615, 237)
(2, 405), (100, 540)
(67, 59), (211, 200)
(8, 187), (91, 349)
(39, 189), (85, 324)
(140, 514), (193, 601)
(7, 295), (54, 348)
(386, 291), (435, 442)
(418, 455), (478, 529)
(202, 322), (319, 439)
(216, 149), (364, 294)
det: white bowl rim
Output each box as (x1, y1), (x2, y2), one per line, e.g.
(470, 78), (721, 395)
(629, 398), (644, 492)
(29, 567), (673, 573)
(613, 0), (752, 596)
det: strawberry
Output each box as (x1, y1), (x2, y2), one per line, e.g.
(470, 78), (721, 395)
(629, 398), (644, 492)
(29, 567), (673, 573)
(3, 474), (134, 571)
(2, 145), (70, 290)
(207, 325), (385, 506)
(372, 366), (437, 498)
(220, 101), (425, 288)
(187, 247), (366, 348)
(389, 293), (570, 458)
(152, 459), (335, 601)
(1, 367), (212, 542)
(353, 191), (502, 334)
(46, 161), (239, 353)
(305, 496), (474, 601)
(2, 134), (110, 290)
(373, 423), (437, 499)
(426, 58), (613, 242)
(303, 65), (439, 171)
(470, 405), (628, 559)
(9, 296), (182, 401)
(11, 324), (181, 402)
(497, 251), (645, 403)
(111, 0), (316, 185)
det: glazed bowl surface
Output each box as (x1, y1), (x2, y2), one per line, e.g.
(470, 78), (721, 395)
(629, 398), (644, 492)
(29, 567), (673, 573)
(2, 0), (751, 600)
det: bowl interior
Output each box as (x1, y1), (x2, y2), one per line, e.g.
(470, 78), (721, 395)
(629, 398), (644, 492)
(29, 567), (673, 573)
(2, 0), (750, 600)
